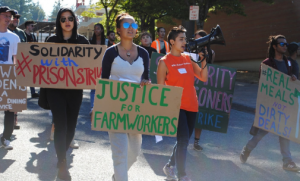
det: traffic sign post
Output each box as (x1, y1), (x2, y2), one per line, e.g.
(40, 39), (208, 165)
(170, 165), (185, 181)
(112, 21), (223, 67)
(189, 6), (199, 20)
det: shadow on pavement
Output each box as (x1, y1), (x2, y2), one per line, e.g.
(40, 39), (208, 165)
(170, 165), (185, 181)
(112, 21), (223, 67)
(0, 149), (15, 173)
(26, 128), (75, 180)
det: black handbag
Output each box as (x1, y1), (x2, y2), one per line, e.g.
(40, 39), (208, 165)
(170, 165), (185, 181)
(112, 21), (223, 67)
(38, 88), (50, 110)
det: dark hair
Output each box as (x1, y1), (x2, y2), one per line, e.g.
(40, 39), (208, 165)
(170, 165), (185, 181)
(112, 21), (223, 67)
(116, 13), (134, 36)
(195, 30), (207, 38)
(288, 44), (299, 56)
(267, 35), (286, 59)
(140, 31), (152, 39)
(25, 21), (35, 28)
(167, 25), (186, 49)
(157, 27), (165, 33)
(55, 8), (78, 41)
(107, 30), (115, 37)
(90, 23), (105, 45)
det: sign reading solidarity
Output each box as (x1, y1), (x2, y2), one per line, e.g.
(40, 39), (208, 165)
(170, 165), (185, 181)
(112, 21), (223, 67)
(16, 43), (106, 89)
(194, 64), (236, 133)
(92, 79), (183, 137)
(149, 52), (165, 84)
(254, 64), (300, 144)
(0, 65), (27, 111)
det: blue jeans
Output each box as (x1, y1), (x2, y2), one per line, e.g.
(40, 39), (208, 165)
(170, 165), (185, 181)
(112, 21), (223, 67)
(168, 109), (197, 178)
(90, 89), (95, 108)
(246, 128), (292, 164)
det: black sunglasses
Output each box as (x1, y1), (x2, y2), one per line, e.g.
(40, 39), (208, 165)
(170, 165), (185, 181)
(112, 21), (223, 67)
(60, 16), (74, 23)
(13, 16), (20, 19)
(277, 42), (288, 47)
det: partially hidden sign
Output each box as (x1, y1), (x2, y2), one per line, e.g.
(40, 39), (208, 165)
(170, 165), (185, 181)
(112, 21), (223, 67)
(92, 79), (183, 137)
(16, 43), (106, 89)
(254, 64), (300, 144)
(194, 64), (236, 133)
(149, 52), (165, 84)
(0, 64), (27, 111)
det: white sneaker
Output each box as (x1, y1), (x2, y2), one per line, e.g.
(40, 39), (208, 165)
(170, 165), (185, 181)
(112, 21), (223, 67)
(1, 139), (13, 150)
(69, 139), (79, 149)
(163, 164), (177, 180)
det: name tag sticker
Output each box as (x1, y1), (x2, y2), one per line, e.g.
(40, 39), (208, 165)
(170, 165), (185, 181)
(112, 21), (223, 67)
(178, 68), (187, 74)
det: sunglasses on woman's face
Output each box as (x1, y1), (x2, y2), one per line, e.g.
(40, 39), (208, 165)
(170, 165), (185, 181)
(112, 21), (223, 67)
(122, 22), (138, 30)
(60, 16), (74, 23)
(277, 42), (288, 47)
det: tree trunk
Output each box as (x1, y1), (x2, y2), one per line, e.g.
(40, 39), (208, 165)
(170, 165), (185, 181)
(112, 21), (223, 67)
(149, 19), (155, 41)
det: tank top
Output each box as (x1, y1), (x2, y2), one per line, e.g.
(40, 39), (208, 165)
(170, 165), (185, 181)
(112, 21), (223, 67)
(161, 53), (198, 112)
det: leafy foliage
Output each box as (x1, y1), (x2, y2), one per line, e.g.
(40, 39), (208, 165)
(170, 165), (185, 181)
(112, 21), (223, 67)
(0, 0), (45, 24)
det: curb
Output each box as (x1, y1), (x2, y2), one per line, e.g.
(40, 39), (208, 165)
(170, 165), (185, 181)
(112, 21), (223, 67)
(231, 102), (255, 114)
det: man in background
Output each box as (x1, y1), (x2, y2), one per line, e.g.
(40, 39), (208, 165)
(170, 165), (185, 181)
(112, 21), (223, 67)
(151, 27), (170, 54)
(24, 20), (39, 98)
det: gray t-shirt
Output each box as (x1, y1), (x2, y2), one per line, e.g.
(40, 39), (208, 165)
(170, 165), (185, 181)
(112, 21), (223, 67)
(274, 59), (288, 74)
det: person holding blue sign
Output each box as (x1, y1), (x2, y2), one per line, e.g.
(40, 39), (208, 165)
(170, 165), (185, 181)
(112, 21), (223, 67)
(157, 25), (208, 181)
(240, 35), (300, 172)
(193, 29), (216, 151)
(101, 13), (150, 181)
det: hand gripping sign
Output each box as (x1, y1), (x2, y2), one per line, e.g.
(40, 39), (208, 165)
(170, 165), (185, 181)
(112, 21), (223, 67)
(92, 79), (183, 137)
(15, 43), (106, 89)
(254, 63), (300, 144)
(0, 64), (27, 111)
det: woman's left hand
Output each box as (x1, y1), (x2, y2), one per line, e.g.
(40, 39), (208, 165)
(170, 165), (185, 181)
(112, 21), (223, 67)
(140, 79), (151, 87)
(291, 74), (297, 81)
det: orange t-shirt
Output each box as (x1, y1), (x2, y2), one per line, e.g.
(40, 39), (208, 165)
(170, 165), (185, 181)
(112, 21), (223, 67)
(161, 53), (198, 112)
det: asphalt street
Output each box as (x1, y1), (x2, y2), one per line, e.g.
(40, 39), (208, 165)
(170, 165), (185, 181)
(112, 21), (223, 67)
(0, 81), (300, 181)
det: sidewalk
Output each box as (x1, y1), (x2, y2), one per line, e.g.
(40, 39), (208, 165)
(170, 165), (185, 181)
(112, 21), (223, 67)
(1, 81), (300, 181)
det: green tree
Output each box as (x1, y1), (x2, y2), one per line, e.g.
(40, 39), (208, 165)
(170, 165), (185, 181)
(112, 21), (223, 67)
(82, 0), (123, 32)
(30, 2), (46, 21)
(121, 0), (183, 41)
(50, 0), (63, 21)
(0, 0), (37, 24)
(181, 0), (274, 29)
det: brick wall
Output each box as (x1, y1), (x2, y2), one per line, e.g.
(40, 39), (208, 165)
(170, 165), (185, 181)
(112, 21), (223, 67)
(202, 0), (300, 62)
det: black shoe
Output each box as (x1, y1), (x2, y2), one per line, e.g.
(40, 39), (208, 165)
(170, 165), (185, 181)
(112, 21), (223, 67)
(193, 139), (203, 151)
(57, 159), (71, 181)
(193, 143), (203, 151)
(14, 125), (20, 129)
(31, 93), (39, 98)
(240, 146), (251, 163)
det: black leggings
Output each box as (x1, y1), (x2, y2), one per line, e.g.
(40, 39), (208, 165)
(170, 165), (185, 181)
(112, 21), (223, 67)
(2, 111), (14, 141)
(46, 88), (82, 162)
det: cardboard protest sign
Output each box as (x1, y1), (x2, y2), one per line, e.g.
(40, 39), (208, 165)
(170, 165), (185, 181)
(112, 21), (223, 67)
(0, 64), (27, 111)
(92, 79), (183, 137)
(254, 64), (300, 144)
(194, 64), (236, 133)
(149, 52), (165, 84)
(16, 43), (106, 89)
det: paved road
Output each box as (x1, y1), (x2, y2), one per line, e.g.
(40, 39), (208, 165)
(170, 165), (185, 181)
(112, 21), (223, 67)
(1, 82), (300, 181)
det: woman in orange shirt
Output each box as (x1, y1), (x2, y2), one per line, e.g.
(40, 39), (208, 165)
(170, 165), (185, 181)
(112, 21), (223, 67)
(157, 26), (208, 181)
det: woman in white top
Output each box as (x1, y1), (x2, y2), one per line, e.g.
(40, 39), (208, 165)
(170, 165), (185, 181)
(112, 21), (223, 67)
(101, 13), (150, 181)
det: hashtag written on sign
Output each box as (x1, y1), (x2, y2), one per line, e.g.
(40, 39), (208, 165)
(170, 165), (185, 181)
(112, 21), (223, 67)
(16, 52), (32, 77)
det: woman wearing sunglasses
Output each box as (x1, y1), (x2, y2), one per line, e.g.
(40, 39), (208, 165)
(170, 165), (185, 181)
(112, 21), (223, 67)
(45, 7), (89, 181)
(101, 13), (150, 181)
(157, 26), (208, 181)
